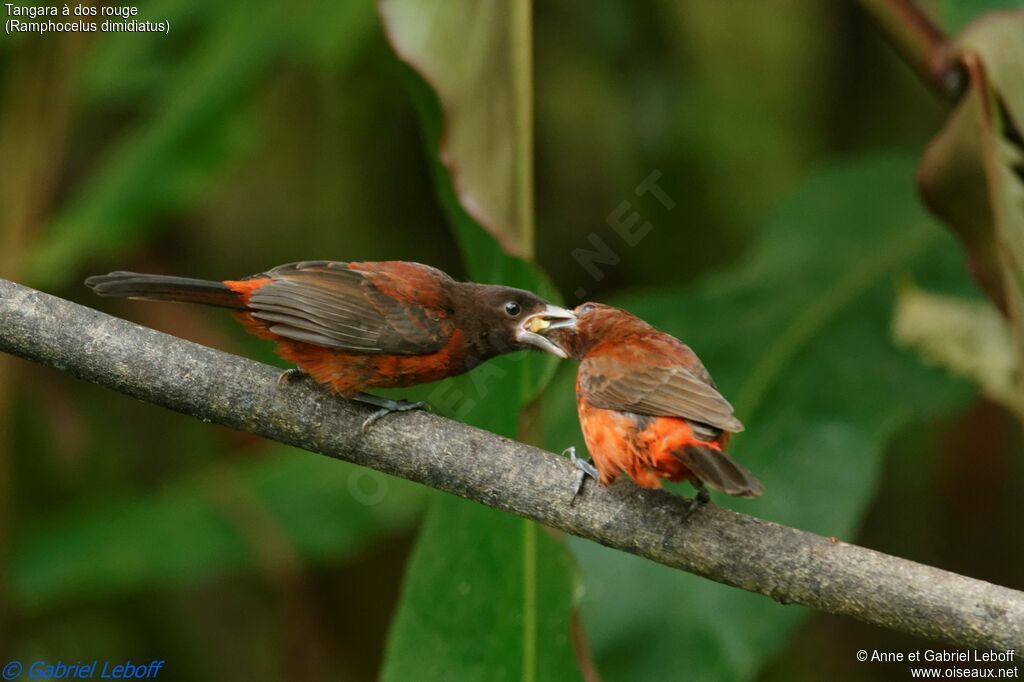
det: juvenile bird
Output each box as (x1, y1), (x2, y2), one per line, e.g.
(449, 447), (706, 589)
(87, 260), (575, 429)
(543, 302), (763, 508)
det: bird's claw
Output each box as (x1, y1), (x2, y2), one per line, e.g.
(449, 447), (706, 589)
(685, 487), (711, 519)
(276, 368), (306, 387)
(359, 399), (427, 434)
(563, 446), (598, 503)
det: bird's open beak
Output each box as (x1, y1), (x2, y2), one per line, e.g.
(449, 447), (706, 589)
(518, 305), (577, 358)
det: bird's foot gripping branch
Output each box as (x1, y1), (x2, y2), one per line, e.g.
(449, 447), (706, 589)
(1, 277), (1022, 653)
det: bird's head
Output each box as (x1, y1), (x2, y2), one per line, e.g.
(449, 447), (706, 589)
(454, 284), (576, 359)
(539, 302), (650, 358)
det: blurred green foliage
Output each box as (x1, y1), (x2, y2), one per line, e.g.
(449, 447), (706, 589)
(13, 448), (427, 610)
(2, 1), (1022, 681)
(27, 1), (379, 286)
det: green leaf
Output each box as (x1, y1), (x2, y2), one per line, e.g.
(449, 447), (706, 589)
(379, 0), (535, 260)
(373, 56), (561, 433)
(12, 447), (426, 610)
(543, 154), (975, 681)
(381, 269), (575, 682)
(381, 496), (580, 682)
(379, 4), (582, 679)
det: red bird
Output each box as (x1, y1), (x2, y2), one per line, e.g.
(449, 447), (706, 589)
(87, 260), (575, 428)
(544, 302), (763, 507)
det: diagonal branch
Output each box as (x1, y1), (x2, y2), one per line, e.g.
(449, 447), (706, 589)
(1, 277), (1022, 651)
(858, 0), (964, 101)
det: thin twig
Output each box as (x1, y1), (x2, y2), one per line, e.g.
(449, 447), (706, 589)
(858, 0), (965, 101)
(1, 278), (1022, 652)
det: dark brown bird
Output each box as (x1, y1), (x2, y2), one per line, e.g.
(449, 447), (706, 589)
(544, 302), (763, 506)
(87, 260), (575, 428)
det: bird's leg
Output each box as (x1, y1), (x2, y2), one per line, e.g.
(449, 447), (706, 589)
(354, 393), (427, 433)
(277, 368), (307, 387)
(564, 446), (598, 503)
(685, 484), (711, 519)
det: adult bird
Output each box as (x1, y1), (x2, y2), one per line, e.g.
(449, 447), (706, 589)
(87, 260), (576, 429)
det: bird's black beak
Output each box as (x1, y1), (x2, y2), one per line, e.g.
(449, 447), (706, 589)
(517, 305), (577, 358)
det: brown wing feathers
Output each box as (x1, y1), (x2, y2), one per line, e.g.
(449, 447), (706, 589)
(248, 268), (393, 351)
(246, 262), (450, 354)
(581, 355), (744, 432)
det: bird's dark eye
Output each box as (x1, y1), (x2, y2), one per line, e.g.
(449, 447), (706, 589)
(580, 303), (595, 313)
(504, 302), (522, 317)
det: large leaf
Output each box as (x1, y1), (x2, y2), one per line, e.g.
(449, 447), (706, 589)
(379, 4), (582, 679)
(381, 496), (580, 682)
(543, 154), (975, 681)
(916, 8), (1024, 410)
(374, 21), (560, 432)
(378, 0), (535, 260)
(378, 227), (576, 682)
(12, 447), (426, 610)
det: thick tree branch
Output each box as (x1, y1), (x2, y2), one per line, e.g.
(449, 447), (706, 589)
(1, 278), (1022, 651)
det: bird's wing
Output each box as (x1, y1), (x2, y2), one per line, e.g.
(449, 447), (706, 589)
(579, 341), (744, 432)
(245, 261), (452, 354)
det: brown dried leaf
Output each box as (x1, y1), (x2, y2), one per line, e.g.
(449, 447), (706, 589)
(378, 0), (534, 260)
(916, 9), (1024, 409)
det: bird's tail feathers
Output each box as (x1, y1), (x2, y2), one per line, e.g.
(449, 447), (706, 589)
(679, 445), (765, 498)
(85, 272), (245, 310)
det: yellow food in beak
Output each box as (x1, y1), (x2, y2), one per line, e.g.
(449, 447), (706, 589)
(528, 316), (551, 333)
